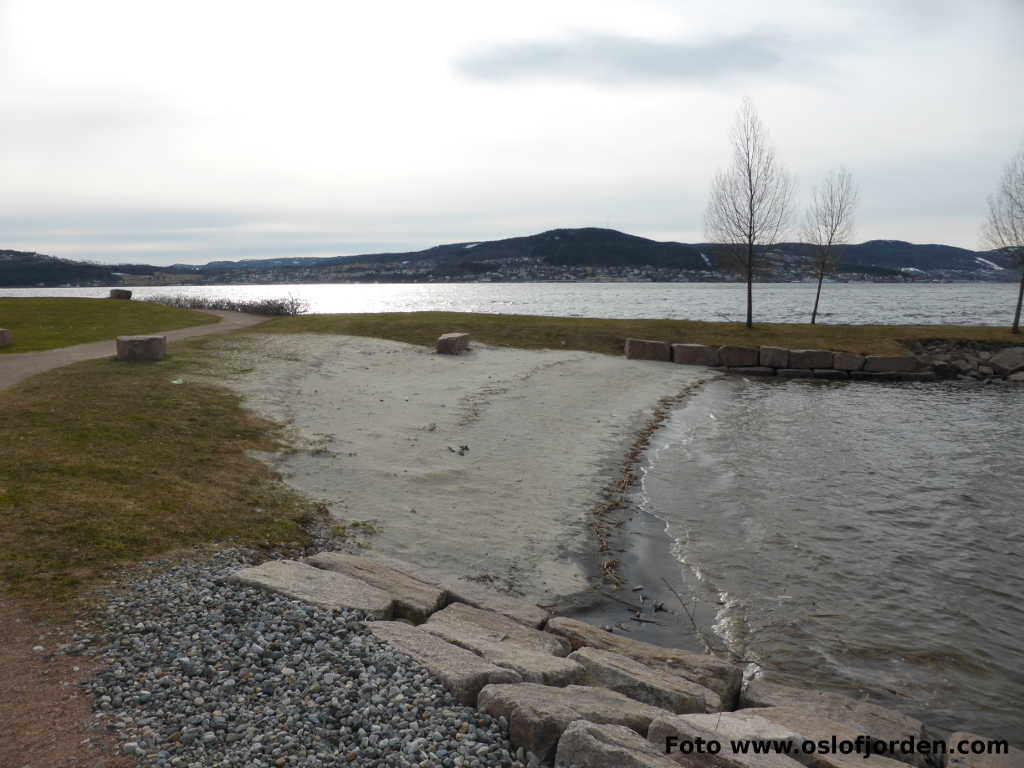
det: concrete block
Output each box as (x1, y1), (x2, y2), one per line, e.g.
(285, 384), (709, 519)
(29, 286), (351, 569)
(625, 338), (672, 362)
(833, 352), (866, 371)
(718, 346), (759, 367)
(863, 355), (919, 372)
(788, 349), (834, 369)
(726, 366), (776, 376)
(813, 369), (848, 380)
(436, 332), (470, 355)
(116, 335), (167, 361)
(759, 346), (790, 368)
(109, 288), (132, 299)
(671, 344), (720, 366)
(777, 368), (813, 378)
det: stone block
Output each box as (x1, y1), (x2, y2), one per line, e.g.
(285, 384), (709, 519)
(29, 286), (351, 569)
(116, 335), (167, 361)
(788, 349), (834, 369)
(625, 338), (672, 362)
(229, 560), (393, 618)
(478, 683), (667, 765)
(988, 346), (1024, 377)
(833, 352), (866, 371)
(555, 720), (679, 768)
(569, 647), (714, 713)
(726, 366), (776, 376)
(367, 621), (521, 704)
(863, 355), (919, 372)
(718, 346), (759, 367)
(545, 617), (742, 709)
(0, 328), (11, 347)
(759, 346), (790, 368)
(303, 552), (446, 623)
(740, 680), (934, 768)
(436, 332), (470, 355)
(649, 712), (807, 768)
(109, 288), (132, 299)
(947, 730), (1023, 768)
(777, 368), (813, 378)
(813, 369), (848, 380)
(671, 343), (719, 367)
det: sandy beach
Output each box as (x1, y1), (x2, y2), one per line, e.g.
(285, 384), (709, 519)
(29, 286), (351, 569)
(201, 333), (716, 604)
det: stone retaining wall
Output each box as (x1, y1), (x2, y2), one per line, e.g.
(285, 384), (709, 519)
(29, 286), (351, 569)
(624, 338), (1024, 384)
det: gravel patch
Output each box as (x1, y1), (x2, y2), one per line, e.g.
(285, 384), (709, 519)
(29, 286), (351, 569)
(67, 550), (527, 767)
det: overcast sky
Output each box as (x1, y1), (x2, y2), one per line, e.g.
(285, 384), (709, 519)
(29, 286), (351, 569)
(1, 0), (1022, 265)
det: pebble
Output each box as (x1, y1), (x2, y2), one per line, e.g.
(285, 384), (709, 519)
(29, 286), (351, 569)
(73, 549), (525, 767)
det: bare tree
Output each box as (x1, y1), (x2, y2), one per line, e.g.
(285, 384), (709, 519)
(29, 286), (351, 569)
(802, 167), (858, 325)
(705, 99), (793, 329)
(983, 144), (1024, 334)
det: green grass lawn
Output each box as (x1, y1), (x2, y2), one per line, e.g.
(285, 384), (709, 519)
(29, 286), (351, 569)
(0, 339), (315, 600)
(257, 311), (1022, 355)
(0, 297), (218, 353)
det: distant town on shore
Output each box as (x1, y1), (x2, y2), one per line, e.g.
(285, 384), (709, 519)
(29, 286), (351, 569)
(1, 227), (1018, 288)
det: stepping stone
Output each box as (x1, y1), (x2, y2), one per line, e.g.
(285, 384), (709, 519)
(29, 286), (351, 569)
(947, 730), (1022, 768)
(545, 617), (742, 709)
(649, 712), (805, 768)
(569, 647), (714, 713)
(555, 720), (679, 768)
(741, 680), (933, 768)
(625, 338), (671, 362)
(422, 604), (580, 685)
(367, 620), (520, 705)
(116, 335), (167, 361)
(436, 332), (470, 355)
(304, 552), (445, 623)
(478, 683), (668, 766)
(229, 560), (393, 618)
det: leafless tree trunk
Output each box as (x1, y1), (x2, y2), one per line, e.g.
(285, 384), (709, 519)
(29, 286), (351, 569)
(984, 144), (1024, 334)
(802, 167), (858, 325)
(704, 99), (793, 329)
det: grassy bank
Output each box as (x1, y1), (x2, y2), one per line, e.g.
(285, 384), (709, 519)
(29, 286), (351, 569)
(0, 297), (218, 353)
(258, 311), (1021, 355)
(0, 340), (315, 600)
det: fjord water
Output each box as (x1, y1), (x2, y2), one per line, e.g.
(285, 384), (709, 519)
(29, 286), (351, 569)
(637, 376), (1024, 745)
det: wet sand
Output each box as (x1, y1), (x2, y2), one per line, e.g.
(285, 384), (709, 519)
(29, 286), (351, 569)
(200, 333), (717, 604)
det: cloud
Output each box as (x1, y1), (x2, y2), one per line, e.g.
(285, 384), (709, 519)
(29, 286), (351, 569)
(456, 30), (828, 85)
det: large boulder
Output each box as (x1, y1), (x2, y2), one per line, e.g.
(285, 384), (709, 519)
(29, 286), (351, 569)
(303, 552), (446, 623)
(229, 560), (393, 618)
(672, 344), (720, 367)
(569, 647), (715, 713)
(649, 712), (804, 768)
(741, 680), (935, 768)
(109, 288), (132, 299)
(555, 720), (679, 768)
(436, 332), (470, 355)
(988, 346), (1024, 377)
(947, 730), (1023, 768)
(478, 683), (667, 765)
(116, 335), (167, 361)
(863, 355), (919, 372)
(759, 346), (790, 368)
(625, 338), (672, 362)
(718, 346), (759, 367)
(367, 621), (521, 705)
(545, 617), (742, 709)
(833, 352), (866, 371)
(788, 349), (834, 369)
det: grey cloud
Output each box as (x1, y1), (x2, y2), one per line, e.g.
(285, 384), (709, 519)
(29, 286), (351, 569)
(456, 31), (828, 85)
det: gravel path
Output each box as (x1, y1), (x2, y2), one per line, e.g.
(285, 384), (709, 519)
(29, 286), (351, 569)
(72, 551), (526, 768)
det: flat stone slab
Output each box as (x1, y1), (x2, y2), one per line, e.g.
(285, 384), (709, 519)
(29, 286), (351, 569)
(788, 348), (834, 369)
(777, 368), (813, 378)
(116, 335), (167, 361)
(759, 346), (790, 368)
(422, 604), (581, 685)
(436, 332), (470, 355)
(863, 355), (919, 372)
(849, 371), (935, 382)
(0, 328), (11, 347)
(303, 551), (446, 623)
(478, 683), (668, 765)
(545, 617), (742, 709)
(649, 712), (805, 768)
(625, 338), (672, 362)
(555, 720), (679, 768)
(833, 352), (866, 371)
(569, 647), (714, 713)
(813, 369), (848, 380)
(718, 345), (759, 367)
(947, 730), (1022, 768)
(733, 707), (909, 768)
(988, 346), (1024, 376)
(229, 560), (393, 618)
(726, 366), (776, 376)
(367, 620), (521, 705)
(672, 343), (720, 366)
(741, 680), (932, 768)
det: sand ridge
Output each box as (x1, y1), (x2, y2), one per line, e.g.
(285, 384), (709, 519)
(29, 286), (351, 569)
(202, 333), (717, 603)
